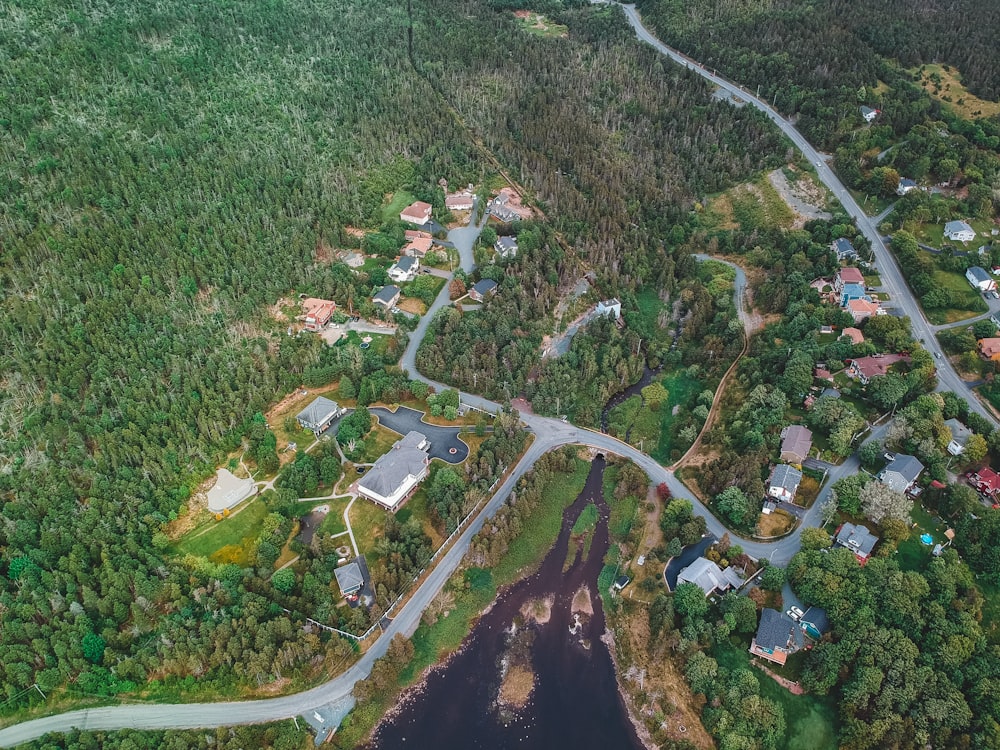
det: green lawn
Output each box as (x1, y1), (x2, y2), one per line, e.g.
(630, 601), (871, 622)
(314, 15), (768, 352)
(977, 578), (1000, 645)
(175, 499), (268, 564)
(315, 497), (351, 537)
(714, 638), (837, 750)
(895, 504), (948, 573)
(923, 267), (989, 325)
(652, 370), (703, 463)
(360, 424), (403, 463)
(349, 497), (388, 556)
(381, 191), (417, 223)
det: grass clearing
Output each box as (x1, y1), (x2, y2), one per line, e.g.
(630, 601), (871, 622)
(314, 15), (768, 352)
(175, 499), (268, 564)
(912, 63), (1000, 120)
(381, 191), (417, 223)
(652, 370), (703, 463)
(349, 498), (388, 557)
(400, 486), (445, 551)
(715, 638), (837, 750)
(728, 176), (796, 232)
(757, 509), (795, 537)
(513, 10), (568, 38)
(925, 268), (988, 325)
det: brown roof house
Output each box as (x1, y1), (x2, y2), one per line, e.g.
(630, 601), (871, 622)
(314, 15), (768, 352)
(445, 187), (475, 211)
(301, 298), (337, 332)
(834, 266), (865, 293)
(847, 298), (881, 324)
(847, 353), (909, 385)
(780, 425), (813, 464)
(978, 338), (1000, 361)
(400, 201), (432, 226)
(842, 327), (865, 345)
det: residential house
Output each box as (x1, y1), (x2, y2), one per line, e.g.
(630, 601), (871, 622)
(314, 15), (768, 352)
(206, 468), (258, 513)
(400, 201), (433, 226)
(768, 464), (803, 502)
(750, 609), (806, 665)
(302, 297), (337, 331)
(945, 418), (973, 456)
(403, 236), (433, 258)
(387, 255), (419, 283)
(860, 105), (880, 123)
(495, 235), (518, 259)
(405, 229), (432, 242)
(966, 266), (996, 292)
(799, 606), (830, 639)
(977, 337), (1000, 361)
(834, 522), (879, 562)
(839, 283), (868, 307)
(469, 279), (498, 302)
(445, 188), (474, 211)
(832, 237), (858, 260)
(847, 298), (882, 324)
(780, 425), (813, 464)
(357, 431), (430, 510)
(842, 327), (865, 345)
(487, 188), (531, 222)
(372, 285), (401, 310)
(334, 561), (364, 597)
(676, 557), (743, 597)
(896, 178), (918, 196)
(595, 298), (622, 320)
(296, 396), (347, 437)
(878, 453), (924, 493)
(945, 220), (976, 243)
(847, 353), (909, 384)
(970, 467), (1000, 499)
(834, 266), (866, 293)
(814, 366), (833, 381)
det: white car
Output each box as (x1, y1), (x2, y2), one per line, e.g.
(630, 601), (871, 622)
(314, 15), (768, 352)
(787, 606), (804, 621)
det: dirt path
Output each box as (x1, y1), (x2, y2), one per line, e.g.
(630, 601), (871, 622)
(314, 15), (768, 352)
(767, 168), (831, 228)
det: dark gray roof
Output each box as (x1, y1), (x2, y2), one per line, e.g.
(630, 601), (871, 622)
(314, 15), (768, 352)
(781, 425), (812, 459)
(395, 255), (417, 272)
(801, 606), (829, 635)
(884, 453), (924, 482)
(968, 266), (991, 284)
(472, 279), (498, 296)
(297, 396), (340, 426)
(357, 432), (428, 500)
(834, 238), (856, 256)
(860, 106), (876, 116)
(898, 178), (917, 188)
(769, 464), (802, 492)
(946, 220), (974, 235)
(755, 608), (805, 652)
(677, 557), (743, 596)
(372, 285), (401, 305)
(496, 236), (518, 250)
(334, 562), (363, 594)
(835, 522), (879, 556)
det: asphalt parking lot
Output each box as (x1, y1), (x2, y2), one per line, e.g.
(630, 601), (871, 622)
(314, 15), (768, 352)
(369, 406), (470, 464)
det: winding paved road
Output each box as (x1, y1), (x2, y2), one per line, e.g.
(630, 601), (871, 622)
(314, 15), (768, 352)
(0, 6), (970, 747)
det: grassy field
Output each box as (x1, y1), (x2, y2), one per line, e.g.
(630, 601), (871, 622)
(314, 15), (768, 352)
(513, 11), (568, 37)
(912, 63), (1000, 120)
(381, 191), (417, 223)
(926, 268), (988, 325)
(894, 504), (949, 573)
(175, 499), (268, 564)
(715, 638), (837, 750)
(360, 424), (403, 463)
(728, 176), (795, 232)
(398, 485), (445, 551)
(652, 370), (703, 463)
(349, 498), (389, 556)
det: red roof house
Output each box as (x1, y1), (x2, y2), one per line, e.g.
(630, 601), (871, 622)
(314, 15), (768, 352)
(970, 467), (1000, 497)
(400, 201), (433, 226)
(847, 353), (909, 385)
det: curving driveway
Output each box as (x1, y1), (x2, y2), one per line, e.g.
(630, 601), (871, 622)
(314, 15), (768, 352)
(0, 8), (960, 747)
(369, 406), (470, 463)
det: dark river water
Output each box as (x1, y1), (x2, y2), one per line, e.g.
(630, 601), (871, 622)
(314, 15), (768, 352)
(369, 457), (644, 750)
(601, 365), (659, 433)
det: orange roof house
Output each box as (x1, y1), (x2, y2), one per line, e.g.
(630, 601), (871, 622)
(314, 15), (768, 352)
(400, 201), (432, 226)
(403, 236), (433, 258)
(405, 229), (432, 241)
(842, 327), (865, 345)
(302, 298), (336, 331)
(847, 353), (909, 385)
(847, 298), (880, 323)
(978, 338), (1000, 361)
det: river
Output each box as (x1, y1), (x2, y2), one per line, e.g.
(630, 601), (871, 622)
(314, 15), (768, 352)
(369, 457), (644, 750)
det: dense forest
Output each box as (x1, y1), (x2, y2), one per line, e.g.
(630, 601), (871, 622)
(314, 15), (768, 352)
(637, 0), (1000, 151)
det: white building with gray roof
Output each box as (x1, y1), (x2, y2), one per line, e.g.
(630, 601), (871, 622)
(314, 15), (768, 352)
(357, 430), (430, 510)
(296, 396), (345, 437)
(676, 557), (743, 597)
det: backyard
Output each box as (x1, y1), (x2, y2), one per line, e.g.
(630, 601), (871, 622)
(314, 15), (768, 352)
(175, 499), (269, 565)
(381, 190), (417, 223)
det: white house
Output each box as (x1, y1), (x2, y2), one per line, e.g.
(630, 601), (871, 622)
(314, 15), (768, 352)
(388, 255), (419, 283)
(357, 431), (430, 510)
(896, 178), (918, 196)
(400, 201), (432, 226)
(595, 298), (622, 320)
(945, 220), (977, 243)
(495, 235), (518, 259)
(767, 464), (802, 503)
(860, 106), (879, 123)
(966, 266), (996, 292)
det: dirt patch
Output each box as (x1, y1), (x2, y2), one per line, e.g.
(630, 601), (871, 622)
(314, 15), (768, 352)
(397, 297), (426, 315)
(571, 585), (594, 616)
(498, 664), (535, 708)
(520, 595), (553, 625)
(757, 509), (795, 537)
(344, 226), (367, 238)
(165, 477), (213, 540)
(768, 167), (831, 229)
(707, 192), (738, 230)
(267, 296), (293, 323)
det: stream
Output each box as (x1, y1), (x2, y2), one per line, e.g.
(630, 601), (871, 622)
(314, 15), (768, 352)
(369, 457), (644, 750)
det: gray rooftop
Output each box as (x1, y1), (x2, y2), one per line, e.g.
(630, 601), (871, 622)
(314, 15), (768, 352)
(372, 285), (401, 305)
(297, 396), (340, 427)
(833, 238), (856, 256)
(882, 453), (924, 485)
(801, 606), (829, 635)
(496, 236), (518, 250)
(395, 255), (417, 272)
(357, 432), (428, 500)
(472, 279), (498, 296)
(946, 220), (975, 235)
(334, 562), (363, 595)
(677, 557), (743, 596)
(780, 425), (812, 459)
(755, 608), (805, 652)
(835, 522), (879, 557)
(769, 464), (803, 492)
(944, 418), (972, 445)
(968, 266), (991, 284)
(898, 178), (917, 188)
